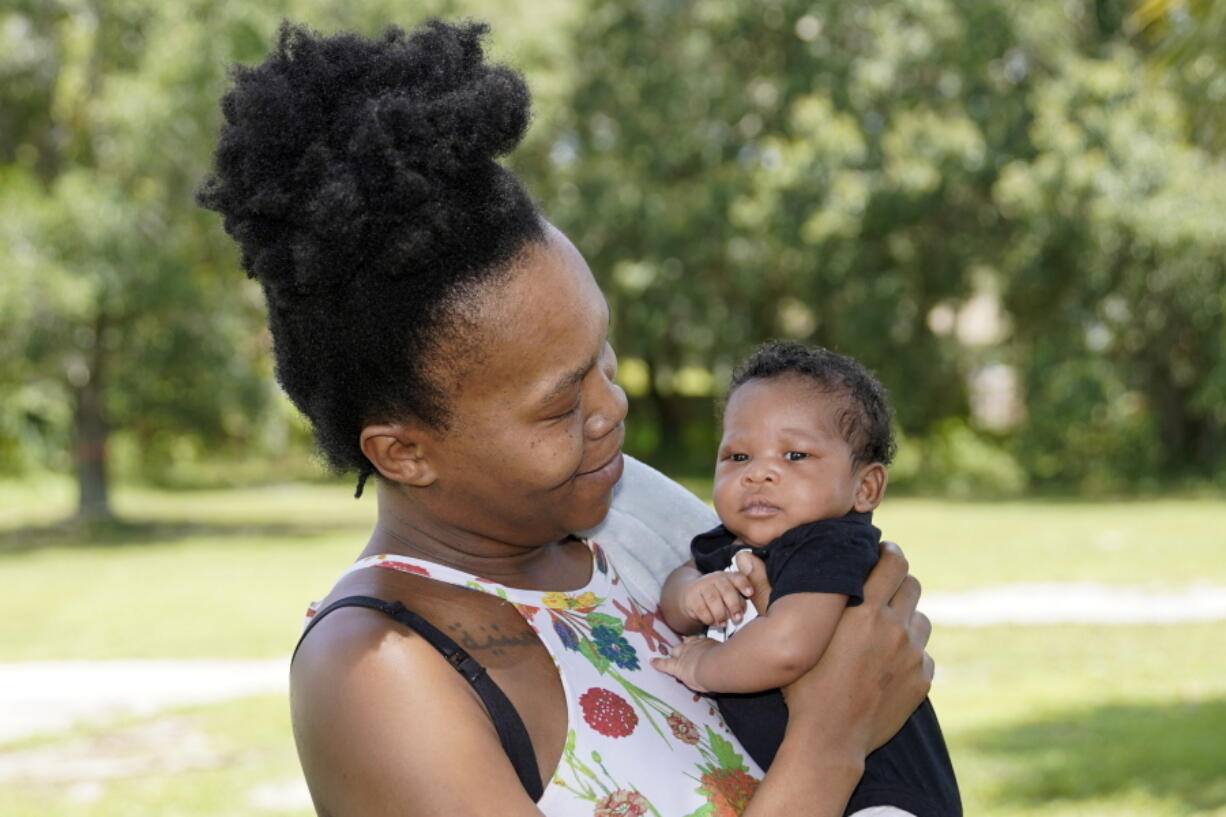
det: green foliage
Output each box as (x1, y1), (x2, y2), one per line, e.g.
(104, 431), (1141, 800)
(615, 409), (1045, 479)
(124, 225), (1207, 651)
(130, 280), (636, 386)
(523, 0), (1226, 489)
(994, 45), (1226, 486)
(0, 0), (570, 500)
(0, 0), (1222, 498)
(536, 0), (1032, 437)
(891, 419), (1029, 498)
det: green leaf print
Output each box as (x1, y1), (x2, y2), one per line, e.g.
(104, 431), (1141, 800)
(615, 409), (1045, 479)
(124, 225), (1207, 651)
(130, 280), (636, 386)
(579, 638), (611, 674)
(586, 612), (623, 633)
(707, 727), (745, 771)
(683, 800), (716, 817)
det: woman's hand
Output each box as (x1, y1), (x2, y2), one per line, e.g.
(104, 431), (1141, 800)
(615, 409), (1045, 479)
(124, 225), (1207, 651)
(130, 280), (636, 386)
(782, 540), (932, 754)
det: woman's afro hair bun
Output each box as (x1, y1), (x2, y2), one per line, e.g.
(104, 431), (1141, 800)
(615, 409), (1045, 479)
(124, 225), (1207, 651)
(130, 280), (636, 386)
(196, 19), (545, 488)
(199, 19), (536, 300)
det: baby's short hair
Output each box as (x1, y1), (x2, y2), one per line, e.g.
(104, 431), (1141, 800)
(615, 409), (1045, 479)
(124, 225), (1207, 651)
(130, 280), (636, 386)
(727, 341), (896, 467)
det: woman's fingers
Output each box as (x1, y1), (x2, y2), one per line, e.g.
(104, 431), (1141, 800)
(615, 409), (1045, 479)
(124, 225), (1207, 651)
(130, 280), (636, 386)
(912, 610), (932, 651)
(891, 574), (922, 616)
(862, 540), (908, 606)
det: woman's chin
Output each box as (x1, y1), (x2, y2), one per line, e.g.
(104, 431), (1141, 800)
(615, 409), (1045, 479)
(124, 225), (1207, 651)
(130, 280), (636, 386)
(568, 488), (617, 533)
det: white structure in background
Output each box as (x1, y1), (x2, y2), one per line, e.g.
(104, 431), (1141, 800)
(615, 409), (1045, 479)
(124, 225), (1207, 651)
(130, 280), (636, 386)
(928, 288), (1025, 432)
(925, 583), (1226, 626)
(0, 658), (286, 743)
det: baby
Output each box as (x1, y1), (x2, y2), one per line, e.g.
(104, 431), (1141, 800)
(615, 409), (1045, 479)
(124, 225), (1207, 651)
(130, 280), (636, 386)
(655, 341), (961, 817)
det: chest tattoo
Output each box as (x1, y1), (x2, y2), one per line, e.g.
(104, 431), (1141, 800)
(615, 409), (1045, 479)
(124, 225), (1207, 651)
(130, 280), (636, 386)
(446, 621), (539, 656)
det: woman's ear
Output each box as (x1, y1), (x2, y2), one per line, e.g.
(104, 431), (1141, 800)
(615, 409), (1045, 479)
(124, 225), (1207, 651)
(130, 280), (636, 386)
(359, 422), (438, 487)
(852, 462), (888, 512)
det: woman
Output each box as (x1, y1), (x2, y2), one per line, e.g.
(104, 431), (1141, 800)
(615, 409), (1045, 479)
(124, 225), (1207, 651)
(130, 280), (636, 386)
(199, 20), (933, 817)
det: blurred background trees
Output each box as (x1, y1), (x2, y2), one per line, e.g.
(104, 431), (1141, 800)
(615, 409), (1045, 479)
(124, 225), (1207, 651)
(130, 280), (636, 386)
(2, 0), (1223, 521)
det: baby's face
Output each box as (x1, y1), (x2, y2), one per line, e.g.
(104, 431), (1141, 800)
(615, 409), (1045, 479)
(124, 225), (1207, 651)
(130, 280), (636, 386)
(713, 375), (862, 548)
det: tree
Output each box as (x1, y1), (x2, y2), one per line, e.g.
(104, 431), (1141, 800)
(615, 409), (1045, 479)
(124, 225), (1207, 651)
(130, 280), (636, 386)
(0, 0), (282, 521)
(993, 46), (1226, 486)
(0, 0), (569, 520)
(530, 0), (1035, 464)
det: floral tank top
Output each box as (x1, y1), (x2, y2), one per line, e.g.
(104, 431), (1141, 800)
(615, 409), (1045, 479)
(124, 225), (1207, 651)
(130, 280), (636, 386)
(311, 538), (763, 816)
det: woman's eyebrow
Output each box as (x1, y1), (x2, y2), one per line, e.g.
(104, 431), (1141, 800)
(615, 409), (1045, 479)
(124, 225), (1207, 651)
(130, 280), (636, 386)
(538, 354), (596, 405)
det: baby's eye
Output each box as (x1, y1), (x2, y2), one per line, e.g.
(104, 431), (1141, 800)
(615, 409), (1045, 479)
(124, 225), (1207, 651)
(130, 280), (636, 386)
(784, 451), (808, 462)
(729, 453), (749, 462)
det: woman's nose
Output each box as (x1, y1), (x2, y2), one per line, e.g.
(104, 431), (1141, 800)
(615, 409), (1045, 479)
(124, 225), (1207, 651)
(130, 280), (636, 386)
(584, 370), (627, 440)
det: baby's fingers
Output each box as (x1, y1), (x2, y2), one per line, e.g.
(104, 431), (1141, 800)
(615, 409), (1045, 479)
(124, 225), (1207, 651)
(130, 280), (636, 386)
(651, 655), (682, 678)
(713, 579), (748, 623)
(700, 585), (736, 626)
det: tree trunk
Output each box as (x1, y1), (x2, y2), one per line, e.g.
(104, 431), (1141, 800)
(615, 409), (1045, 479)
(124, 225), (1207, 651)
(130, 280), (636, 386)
(645, 360), (687, 467)
(72, 314), (112, 524)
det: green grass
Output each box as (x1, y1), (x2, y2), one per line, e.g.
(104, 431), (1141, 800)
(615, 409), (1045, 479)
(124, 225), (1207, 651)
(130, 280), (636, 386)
(936, 622), (1226, 817)
(2, 479), (1225, 816)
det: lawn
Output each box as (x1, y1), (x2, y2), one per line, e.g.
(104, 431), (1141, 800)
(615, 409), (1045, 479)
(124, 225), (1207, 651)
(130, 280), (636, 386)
(1, 476), (1224, 816)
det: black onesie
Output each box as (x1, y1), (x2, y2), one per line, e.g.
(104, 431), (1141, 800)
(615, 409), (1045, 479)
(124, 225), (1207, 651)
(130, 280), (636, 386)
(691, 511), (962, 817)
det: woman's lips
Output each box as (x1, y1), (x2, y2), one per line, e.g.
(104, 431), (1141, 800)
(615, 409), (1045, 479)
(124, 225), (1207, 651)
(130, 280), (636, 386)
(576, 450), (625, 487)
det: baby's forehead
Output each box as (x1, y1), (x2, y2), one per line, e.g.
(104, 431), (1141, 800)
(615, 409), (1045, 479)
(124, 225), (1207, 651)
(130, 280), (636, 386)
(723, 374), (851, 429)
(729, 373), (850, 411)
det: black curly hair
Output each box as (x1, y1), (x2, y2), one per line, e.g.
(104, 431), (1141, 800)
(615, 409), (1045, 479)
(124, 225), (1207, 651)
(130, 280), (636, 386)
(727, 341), (896, 467)
(197, 20), (545, 496)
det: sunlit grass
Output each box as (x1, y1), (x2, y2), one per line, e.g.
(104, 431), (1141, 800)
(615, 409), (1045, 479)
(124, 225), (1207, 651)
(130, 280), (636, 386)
(2, 624), (1223, 817)
(935, 622), (1226, 817)
(2, 479), (1224, 659)
(1, 480), (1225, 816)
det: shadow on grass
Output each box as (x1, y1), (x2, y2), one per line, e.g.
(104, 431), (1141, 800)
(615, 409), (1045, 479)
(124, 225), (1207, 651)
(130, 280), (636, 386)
(0, 517), (361, 553)
(964, 696), (1226, 812)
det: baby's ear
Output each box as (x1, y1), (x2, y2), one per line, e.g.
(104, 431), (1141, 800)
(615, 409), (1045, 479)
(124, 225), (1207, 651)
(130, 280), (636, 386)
(852, 463), (887, 512)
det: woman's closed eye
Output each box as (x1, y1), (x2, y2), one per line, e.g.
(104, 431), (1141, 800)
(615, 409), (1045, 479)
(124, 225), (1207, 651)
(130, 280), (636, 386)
(548, 400), (581, 421)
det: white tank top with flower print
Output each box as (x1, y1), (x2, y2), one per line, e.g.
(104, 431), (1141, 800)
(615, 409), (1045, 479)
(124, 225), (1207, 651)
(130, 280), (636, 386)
(310, 538), (763, 816)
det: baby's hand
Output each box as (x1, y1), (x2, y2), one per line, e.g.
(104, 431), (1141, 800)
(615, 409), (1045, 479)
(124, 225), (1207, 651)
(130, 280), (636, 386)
(682, 570), (753, 629)
(652, 636), (719, 692)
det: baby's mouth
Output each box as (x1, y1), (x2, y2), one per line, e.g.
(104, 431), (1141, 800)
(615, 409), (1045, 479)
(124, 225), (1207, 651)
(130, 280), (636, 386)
(739, 499), (780, 518)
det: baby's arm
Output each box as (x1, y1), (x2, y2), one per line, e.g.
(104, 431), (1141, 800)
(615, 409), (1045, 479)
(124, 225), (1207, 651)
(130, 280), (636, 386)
(660, 561), (754, 635)
(654, 592), (848, 693)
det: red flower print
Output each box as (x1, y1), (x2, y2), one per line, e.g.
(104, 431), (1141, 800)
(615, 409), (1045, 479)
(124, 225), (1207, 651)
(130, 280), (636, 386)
(613, 598), (671, 655)
(699, 768), (759, 817)
(579, 688), (638, 738)
(593, 789), (649, 817)
(376, 560), (430, 577)
(666, 711), (700, 745)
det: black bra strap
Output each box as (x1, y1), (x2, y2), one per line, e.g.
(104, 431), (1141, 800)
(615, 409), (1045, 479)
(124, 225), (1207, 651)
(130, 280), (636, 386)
(293, 595), (544, 801)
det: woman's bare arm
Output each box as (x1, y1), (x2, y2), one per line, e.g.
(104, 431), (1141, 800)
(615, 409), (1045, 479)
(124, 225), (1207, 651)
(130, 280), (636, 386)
(291, 609), (547, 817)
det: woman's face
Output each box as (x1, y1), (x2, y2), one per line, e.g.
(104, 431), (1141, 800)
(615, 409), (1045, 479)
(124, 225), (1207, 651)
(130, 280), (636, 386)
(414, 224), (628, 547)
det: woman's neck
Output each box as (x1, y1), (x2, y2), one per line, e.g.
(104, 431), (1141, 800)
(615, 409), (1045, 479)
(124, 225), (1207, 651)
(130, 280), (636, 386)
(360, 480), (591, 590)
